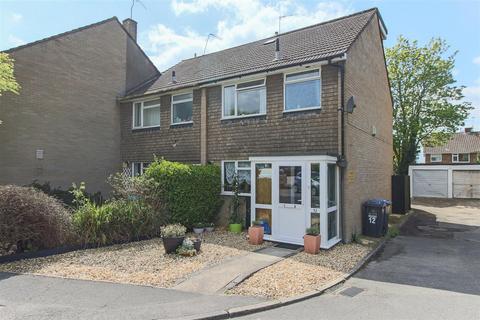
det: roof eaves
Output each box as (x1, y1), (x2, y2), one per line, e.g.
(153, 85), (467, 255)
(2, 17), (119, 53)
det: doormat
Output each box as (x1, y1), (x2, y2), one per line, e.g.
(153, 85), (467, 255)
(273, 242), (303, 250)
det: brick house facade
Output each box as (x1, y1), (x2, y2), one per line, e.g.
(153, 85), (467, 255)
(1, 8), (393, 246)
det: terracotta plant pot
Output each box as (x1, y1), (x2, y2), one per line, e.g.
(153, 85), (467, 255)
(162, 237), (184, 254)
(248, 226), (264, 245)
(303, 234), (320, 254)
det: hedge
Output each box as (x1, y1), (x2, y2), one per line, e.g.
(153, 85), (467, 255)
(144, 160), (222, 228)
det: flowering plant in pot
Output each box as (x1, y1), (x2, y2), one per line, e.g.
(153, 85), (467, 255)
(205, 222), (215, 232)
(176, 238), (197, 257)
(304, 227), (320, 254)
(193, 222), (205, 234)
(229, 174), (243, 233)
(248, 220), (264, 245)
(161, 224), (186, 254)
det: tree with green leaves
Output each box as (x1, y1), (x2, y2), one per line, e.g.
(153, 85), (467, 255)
(0, 52), (21, 125)
(0, 52), (20, 96)
(386, 36), (473, 175)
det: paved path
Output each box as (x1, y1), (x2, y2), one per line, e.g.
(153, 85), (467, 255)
(0, 272), (265, 320)
(174, 246), (297, 294)
(238, 199), (480, 320)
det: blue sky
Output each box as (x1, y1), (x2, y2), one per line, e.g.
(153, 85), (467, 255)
(1, 0), (479, 129)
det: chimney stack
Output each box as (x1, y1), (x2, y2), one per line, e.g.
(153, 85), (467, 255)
(122, 18), (137, 41)
(171, 70), (177, 83)
(274, 38), (281, 60)
(465, 127), (473, 133)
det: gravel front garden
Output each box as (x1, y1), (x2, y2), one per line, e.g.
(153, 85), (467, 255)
(0, 231), (273, 288)
(228, 242), (374, 298)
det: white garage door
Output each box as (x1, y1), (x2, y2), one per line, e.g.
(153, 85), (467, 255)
(412, 170), (448, 198)
(453, 171), (480, 199)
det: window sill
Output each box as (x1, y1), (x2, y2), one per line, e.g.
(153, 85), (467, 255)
(222, 113), (266, 120)
(283, 106), (321, 113)
(221, 191), (251, 197)
(132, 126), (160, 133)
(170, 121), (193, 128)
(221, 114), (267, 124)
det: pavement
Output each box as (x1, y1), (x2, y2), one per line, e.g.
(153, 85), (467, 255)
(0, 272), (265, 320)
(238, 198), (480, 320)
(174, 246), (297, 294)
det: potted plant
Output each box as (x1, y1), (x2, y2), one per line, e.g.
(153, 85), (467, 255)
(248, 220), (264, 245)
(229, 174), (243, 233)
(205, 222), (215, 233)
(176, 238), (197, 257)
(193, 222), (205, 234)
(304, 227), (321, 254)
(161, 224), (186, 254)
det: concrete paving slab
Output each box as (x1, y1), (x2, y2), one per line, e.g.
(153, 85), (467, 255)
(173, 246), (294, 294)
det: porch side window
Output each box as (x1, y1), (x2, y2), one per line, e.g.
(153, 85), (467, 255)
(132, 99), (160, 129)
(223, 79), (266, 118)
(171, 93), (193, 124)
(327, 163), (337, 240)
(284, 69), (321, 111)
(222, 161), (251, 195)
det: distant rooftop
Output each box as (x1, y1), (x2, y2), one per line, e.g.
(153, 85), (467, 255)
(424, 130), (480, 154)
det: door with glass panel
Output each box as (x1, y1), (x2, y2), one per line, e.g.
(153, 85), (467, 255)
(275, 162), (306, 244)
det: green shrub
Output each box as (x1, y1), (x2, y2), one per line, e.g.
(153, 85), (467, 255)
(71, 183), (162, 246)
(27, 180), (103, 207)
(0, 185), (74, 253)
(144, 160), (222, 228)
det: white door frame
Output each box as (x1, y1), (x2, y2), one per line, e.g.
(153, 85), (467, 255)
(250, 155), (340, 249)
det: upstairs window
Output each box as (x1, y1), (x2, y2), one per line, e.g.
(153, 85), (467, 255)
(223, 79), (266, 118)
(452, 153), (470, 163)
(133, 99), (160, 129)
(430, 154), (442, 162)
(171, 93), (193, 124)
(284, 69), (321, 112)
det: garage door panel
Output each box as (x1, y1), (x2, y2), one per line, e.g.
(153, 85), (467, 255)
(453, 171), (480, 199)
(413, 170), (448, 198)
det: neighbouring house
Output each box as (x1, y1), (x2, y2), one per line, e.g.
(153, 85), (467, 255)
(0, 8), (393, 247)
(0, 18), (159, 194)
(424, 128), (480, 164)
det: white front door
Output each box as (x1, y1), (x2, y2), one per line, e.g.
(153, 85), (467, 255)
(274, 162), (306, 244)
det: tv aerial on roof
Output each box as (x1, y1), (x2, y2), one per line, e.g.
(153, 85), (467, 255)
(203, 33), (222, 55)
(130, 0), (147, 19)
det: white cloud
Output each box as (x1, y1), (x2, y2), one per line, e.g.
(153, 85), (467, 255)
(473, 56), (480, 65)
(9, 13), (23, 23)
(8, 35), (26, 47)
(463, 77), (480, 130)
(145, 0), (352, 71)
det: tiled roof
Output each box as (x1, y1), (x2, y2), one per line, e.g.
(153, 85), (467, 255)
(126, 8), (378, 97)
(424, 132), (480, 154)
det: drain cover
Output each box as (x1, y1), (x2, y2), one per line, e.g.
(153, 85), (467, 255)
(339, 286), (364, 297)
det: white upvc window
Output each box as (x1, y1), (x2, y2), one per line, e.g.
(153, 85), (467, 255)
(452, 153), (470, 163)
(171, 92), (193, 125)
(221, 160), (251, 195)
(132, 99), (161, 129)
(284, 69), (321, 112)
(222, 79), (266, 119)
(132, 162), (150, 177)
(430, 154), (442, 163)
